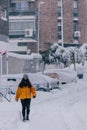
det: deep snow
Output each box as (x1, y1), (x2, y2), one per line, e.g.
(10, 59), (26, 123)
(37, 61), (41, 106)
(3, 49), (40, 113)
(0, 62), (87, 130)
(0, 78), (87, 130)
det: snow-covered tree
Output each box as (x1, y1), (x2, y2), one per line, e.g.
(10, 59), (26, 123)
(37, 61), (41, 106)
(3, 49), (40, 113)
(79, 43), (87, 61)
(50, 43), (71, 67)
(40, 42), (85, 69)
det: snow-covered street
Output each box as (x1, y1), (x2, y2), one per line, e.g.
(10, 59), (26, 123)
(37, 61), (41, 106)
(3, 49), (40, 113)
(0, 78), (87, 130)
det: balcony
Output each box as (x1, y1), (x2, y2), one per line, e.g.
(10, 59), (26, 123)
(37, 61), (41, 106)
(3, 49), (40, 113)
(9, 8), (37, 16)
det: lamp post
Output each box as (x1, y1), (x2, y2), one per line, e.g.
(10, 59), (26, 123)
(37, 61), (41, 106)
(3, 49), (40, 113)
(38, 1), (45, 53)
(61, 0), (64, 47)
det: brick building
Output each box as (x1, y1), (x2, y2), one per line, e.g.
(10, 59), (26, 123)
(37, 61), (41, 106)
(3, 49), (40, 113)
(37, 0), (58, 51)
(38, 0), (87, 50)
(60, 0), (87, 46)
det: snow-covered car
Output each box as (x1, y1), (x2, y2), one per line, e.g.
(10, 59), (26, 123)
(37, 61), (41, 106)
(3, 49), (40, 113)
(1, 73), (59, 92)
(44, 68), (77, 84)
(29, 73), (59, 91)
(70, 63), (86, 79)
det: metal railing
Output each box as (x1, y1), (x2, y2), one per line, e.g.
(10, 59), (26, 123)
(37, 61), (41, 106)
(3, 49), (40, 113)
(0, 87), (11, 102)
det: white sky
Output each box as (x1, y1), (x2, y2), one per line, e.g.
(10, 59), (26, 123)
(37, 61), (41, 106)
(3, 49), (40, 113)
(0, 63), (87, 130)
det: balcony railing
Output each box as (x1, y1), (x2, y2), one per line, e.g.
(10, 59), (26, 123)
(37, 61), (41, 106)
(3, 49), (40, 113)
(9, 8), (38, 16)
(9, 30), (37, 39)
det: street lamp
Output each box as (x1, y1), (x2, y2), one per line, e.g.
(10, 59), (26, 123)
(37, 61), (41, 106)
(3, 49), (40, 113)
(61, 0), (64, 47)
(38, 1), (45, 53)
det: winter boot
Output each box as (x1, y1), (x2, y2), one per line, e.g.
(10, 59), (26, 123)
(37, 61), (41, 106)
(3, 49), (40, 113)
(23, 117), (25, 122)
(26, 115), (29, 120)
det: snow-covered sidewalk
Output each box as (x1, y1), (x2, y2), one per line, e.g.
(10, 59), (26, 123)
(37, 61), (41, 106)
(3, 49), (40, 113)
(0, 79), (87, 130)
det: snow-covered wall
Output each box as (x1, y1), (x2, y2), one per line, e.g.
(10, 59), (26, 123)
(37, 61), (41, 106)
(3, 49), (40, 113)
(7, 53), (43, 74)
(0, 52), (43, 74)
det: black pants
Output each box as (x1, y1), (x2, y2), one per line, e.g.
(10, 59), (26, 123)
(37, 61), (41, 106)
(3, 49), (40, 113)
(21, 99), (31, 118)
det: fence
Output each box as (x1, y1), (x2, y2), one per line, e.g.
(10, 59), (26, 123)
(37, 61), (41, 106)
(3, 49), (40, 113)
(0, 52), (44, 74)
(0, 87), (11, 102)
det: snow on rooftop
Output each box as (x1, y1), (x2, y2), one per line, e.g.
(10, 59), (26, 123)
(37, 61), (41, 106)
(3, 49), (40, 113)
(31, 53), (42, 59)
(8, 52), (42, 60)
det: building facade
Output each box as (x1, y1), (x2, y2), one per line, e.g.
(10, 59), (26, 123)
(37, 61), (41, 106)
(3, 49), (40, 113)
(0, 0), (9, 75)
(9, 0), (87, 53)
(58, 0), (87, 46)
(0, 0), (8, 42)
(40, 0), (87, 49)
(9, 0), (38, 54)
(37, 0), (58, 51)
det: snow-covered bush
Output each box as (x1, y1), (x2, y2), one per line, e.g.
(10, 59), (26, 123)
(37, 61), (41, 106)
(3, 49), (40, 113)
(41, 42), (85, 69)
(79, 43), (87, 61)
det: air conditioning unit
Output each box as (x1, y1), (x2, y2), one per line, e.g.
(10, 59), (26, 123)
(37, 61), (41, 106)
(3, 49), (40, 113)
(74, 31), (81, 37)
(25, 29), (33, 37)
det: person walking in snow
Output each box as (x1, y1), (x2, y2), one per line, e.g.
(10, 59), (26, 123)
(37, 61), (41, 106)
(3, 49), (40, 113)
(15, 74), (36, 121)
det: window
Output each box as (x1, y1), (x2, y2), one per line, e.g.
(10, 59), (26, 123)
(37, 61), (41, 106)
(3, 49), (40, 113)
(73, 21), (78, 31)
(58, 7), (61, 16)
(58, 20), (61, 26)
(15, 1), (29, 11)
(58, 18), (62, 39)
(18, 42), (27, 46)
(58, 1), (61, 7)
(1, 9), (7, 21)
(11, 3), (15, 8)
(73, 8), (78, 17)
(73, 0), (78, 17)
(58, 31), (62, 39)
(73, 20), (79, 39)
(9, 19), (35, 36)
(73, 1), (78, 8)
(58, 26), (61, 31)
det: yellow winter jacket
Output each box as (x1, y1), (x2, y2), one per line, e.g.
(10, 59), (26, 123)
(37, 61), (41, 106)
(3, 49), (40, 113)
(15, 86), (36, 101)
